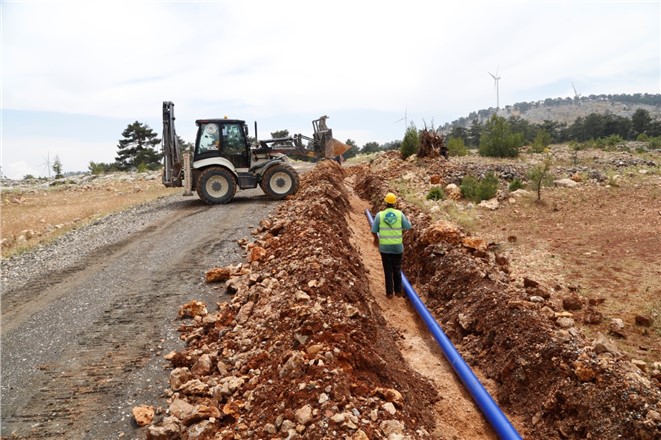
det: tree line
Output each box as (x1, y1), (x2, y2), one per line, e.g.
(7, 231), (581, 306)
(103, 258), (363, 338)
(80, 105), (660, 178)
(446, 108), (661, 151)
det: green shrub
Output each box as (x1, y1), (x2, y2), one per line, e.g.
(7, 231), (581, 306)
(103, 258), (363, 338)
(460, 172), (499, 203)
(426, 186), (445, 201)
(447, 137), (468, 157)
(605, 134), (624, 146)
(509, 178), (525, 191)
(649, 136), (661, 149)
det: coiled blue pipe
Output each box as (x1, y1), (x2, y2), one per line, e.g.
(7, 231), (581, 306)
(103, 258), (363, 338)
(366, 209), (522, 440)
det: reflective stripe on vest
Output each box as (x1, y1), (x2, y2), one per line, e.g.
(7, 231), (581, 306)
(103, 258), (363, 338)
(378, 208), (403, 245)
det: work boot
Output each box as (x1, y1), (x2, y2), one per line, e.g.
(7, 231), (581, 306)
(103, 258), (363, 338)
(386, 292), (394, 299)
(395, 291), (404, 298)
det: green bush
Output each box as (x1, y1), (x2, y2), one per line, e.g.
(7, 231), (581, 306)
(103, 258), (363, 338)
(426, 186), (444, 201)
(460, 172), (499, 203)
(88, 161), (120, 175)
(649, 136), (661, 149)
(447, 137), (468, 157)
(509, 178), (525, 191)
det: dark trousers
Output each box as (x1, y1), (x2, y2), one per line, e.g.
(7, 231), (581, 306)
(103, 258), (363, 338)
(380, 252), (403, 295)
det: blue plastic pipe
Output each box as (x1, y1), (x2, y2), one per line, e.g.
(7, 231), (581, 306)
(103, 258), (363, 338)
(366, 209), (522, 440)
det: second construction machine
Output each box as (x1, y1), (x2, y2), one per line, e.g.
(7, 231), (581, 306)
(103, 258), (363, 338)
(161, 101), (350, 204)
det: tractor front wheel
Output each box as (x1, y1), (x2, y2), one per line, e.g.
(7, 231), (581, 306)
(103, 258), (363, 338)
(260, 164), (300, 200)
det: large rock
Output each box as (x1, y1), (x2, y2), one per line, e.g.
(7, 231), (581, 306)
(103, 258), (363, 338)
(170, 367), (193, 391)
(478, 198), (499, 210)
(420, 220), (464, 246)
(444, 183), (462, 200)
(592, 333), (622, 356)
(191, 353), (213, 376)
(562, 295), (583, 311)
(554, 178), (579, 188)
(146, 416), (181, 440)
(205, 267), (231, 283)
(132, 405), (155, 426)
(236, 301), (255, 325)
(279, 351), (306, 378)
(609, 318), (626, 338)
(178, 300), (208, 319)
(295, 404), (313, 425)
(462, 236), (487, 252)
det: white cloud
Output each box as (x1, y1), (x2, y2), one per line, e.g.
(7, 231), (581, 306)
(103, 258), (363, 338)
(1, 0), (659, 166)
(3, 161), (40, 181)
(2, 136), (116, 179)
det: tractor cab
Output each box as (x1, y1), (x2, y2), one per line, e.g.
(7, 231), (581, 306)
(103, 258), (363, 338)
(195, 119), (250, 169)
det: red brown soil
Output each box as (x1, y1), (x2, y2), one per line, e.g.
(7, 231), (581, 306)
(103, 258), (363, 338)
(148, 154), (661, 439)
(472, 178), (661, 364)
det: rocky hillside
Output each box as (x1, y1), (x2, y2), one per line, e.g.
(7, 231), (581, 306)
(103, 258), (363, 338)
(444, 94), (661, 129)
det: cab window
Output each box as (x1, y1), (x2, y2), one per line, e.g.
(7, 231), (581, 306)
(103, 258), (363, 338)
(198, 123), (220, 154)
(222, 124), (246, 155)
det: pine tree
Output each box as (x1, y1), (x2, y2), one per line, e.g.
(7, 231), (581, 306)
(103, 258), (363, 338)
(479, 115), (523, 158)
(400, 124), (419, 159)
(52, 155), (64, 178)
(116, 121), (162, 171)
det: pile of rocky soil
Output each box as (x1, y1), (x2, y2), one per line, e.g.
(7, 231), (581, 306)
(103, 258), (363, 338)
(144, 160), (439, 439)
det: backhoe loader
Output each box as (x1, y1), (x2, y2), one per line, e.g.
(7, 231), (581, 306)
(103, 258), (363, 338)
(161, 101), (350, 204)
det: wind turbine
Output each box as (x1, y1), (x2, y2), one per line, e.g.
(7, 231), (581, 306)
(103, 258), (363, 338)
(40, 152), (52, 179)
(488, 66), (501, 110)
(393, 106), (408, 132)
(571, 82), (581, 101)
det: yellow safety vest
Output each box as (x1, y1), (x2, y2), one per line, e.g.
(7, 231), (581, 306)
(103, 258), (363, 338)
(378, 208), (403, 245)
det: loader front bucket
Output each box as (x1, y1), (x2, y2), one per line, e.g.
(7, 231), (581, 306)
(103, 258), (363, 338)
(324, 137), (351, 159)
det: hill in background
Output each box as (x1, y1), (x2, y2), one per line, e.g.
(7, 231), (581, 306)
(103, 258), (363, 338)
(443, 93), (661, 130)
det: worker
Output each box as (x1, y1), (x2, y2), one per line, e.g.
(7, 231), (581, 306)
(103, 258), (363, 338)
(371, 192), (412, 299)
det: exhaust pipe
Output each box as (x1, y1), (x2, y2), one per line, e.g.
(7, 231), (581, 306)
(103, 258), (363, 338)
(365, 209), (522, 440)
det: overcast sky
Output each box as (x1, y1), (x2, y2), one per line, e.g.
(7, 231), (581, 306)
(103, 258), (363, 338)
(2, 0), (659, 179)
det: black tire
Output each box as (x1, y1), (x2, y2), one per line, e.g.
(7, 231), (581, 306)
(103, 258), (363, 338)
(196, 167), (237, 204)
(260, 164), (300, 200)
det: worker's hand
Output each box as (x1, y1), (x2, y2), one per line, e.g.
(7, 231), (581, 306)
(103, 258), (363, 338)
(373, 238), (379, 247)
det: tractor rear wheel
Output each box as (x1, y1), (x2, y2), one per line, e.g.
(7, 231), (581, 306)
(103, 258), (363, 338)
(260, 164), (300, 200)
(196, 167), (237, 204)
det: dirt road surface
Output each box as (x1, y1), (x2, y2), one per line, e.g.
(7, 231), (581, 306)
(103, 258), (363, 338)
(1, 189), (277, 439)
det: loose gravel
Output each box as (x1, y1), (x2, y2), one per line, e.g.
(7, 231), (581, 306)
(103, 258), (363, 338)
(1, 195), (181, 294)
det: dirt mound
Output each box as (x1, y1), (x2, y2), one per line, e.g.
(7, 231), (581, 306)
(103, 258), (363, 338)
(353, 153), (661, 439)
(147, 160), (438, 439)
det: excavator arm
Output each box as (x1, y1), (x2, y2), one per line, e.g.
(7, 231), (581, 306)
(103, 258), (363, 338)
(162, 101), (183, 187)
(255, 116), (350, 160)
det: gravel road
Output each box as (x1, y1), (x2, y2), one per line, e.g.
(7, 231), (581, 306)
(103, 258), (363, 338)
(1, 188), (277, 439)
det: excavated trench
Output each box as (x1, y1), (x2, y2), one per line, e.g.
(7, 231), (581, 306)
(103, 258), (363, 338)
(146, 159), (661, 440)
